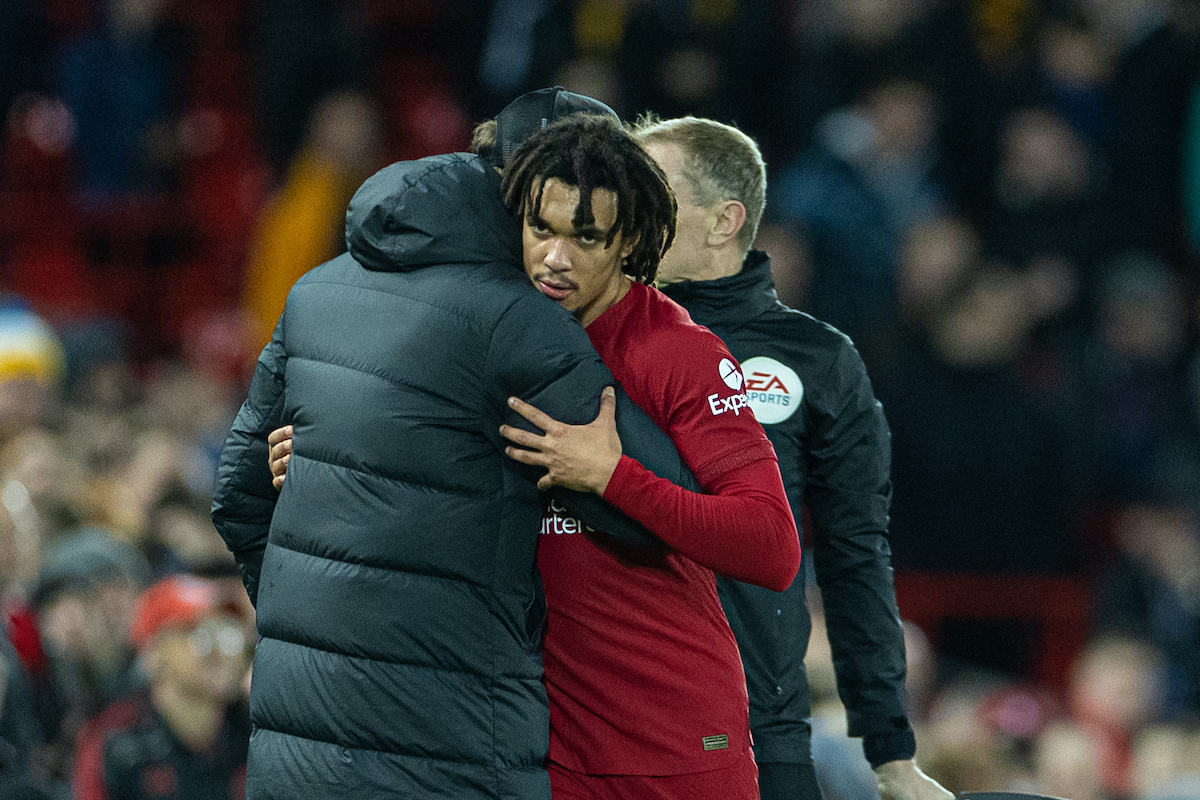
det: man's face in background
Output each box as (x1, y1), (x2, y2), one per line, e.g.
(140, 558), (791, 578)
(641, 140), (710, 286)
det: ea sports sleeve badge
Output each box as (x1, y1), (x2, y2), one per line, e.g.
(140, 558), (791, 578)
(740, 356), (803, 424)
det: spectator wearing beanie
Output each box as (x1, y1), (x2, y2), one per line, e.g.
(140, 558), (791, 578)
(0, 296), (65, 443)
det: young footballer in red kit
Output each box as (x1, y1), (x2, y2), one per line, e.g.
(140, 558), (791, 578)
(497, 114), (799, 800)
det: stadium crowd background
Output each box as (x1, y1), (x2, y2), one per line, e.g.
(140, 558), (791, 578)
(1, 0), (1200, 797)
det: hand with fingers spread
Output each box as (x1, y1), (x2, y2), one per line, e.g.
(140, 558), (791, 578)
(500, 386), (622, 494)
(267, 425), (293, 490)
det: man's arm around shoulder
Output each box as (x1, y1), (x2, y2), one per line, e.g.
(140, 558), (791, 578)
(491, 294), (699, 547)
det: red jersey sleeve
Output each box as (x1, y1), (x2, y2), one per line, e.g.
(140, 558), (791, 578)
(602, 311), (799, 591)
(604, 453), (799, 591)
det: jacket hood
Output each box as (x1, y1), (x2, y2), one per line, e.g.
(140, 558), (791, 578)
(346, 153), (522, 273)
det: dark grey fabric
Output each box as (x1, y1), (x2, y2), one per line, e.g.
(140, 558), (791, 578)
(0, 633), (43, 796)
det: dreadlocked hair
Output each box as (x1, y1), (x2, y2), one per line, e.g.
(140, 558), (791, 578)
(501, 113), (676, 284)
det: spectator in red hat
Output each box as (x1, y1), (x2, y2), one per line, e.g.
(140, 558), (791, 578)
(71, 575), (251, 800)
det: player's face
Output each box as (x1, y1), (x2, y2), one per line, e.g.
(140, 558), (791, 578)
(522, 178), (636, 327)
(642, 141), (709, 285)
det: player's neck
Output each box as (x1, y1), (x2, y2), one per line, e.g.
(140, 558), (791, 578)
(579, 275), (632, 328)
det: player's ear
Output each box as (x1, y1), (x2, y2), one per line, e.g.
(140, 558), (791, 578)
(619, 231), (640, 259)
(708, 200), (746, 247)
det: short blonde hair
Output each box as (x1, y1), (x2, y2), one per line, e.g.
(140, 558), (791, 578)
(632, 115), (766, 253)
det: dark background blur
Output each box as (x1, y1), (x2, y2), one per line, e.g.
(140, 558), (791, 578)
(3, 1), (1200, 796)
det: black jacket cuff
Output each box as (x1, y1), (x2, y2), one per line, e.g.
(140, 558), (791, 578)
(863, 728), (916, 769)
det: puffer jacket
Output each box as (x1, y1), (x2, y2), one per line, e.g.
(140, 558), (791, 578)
(212, 153), (690, 800)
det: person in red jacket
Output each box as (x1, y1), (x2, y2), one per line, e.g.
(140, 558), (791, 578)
(496, 113), (799, 800)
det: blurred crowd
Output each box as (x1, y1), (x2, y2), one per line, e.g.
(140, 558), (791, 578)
(1, 0), (1200, 797)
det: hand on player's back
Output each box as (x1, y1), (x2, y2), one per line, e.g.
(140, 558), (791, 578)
(500, 387), (622, 494)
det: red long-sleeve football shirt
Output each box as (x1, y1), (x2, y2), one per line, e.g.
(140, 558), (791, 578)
(537, 282), (799, 776)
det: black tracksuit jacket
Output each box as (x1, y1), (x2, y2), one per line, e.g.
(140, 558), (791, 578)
(661, 251), (914, 768)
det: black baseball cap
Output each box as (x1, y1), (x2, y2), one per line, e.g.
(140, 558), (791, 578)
(488, 86), (619, 168)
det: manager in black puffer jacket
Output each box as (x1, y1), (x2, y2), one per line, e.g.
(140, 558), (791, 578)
(212, 92), (693, 800)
